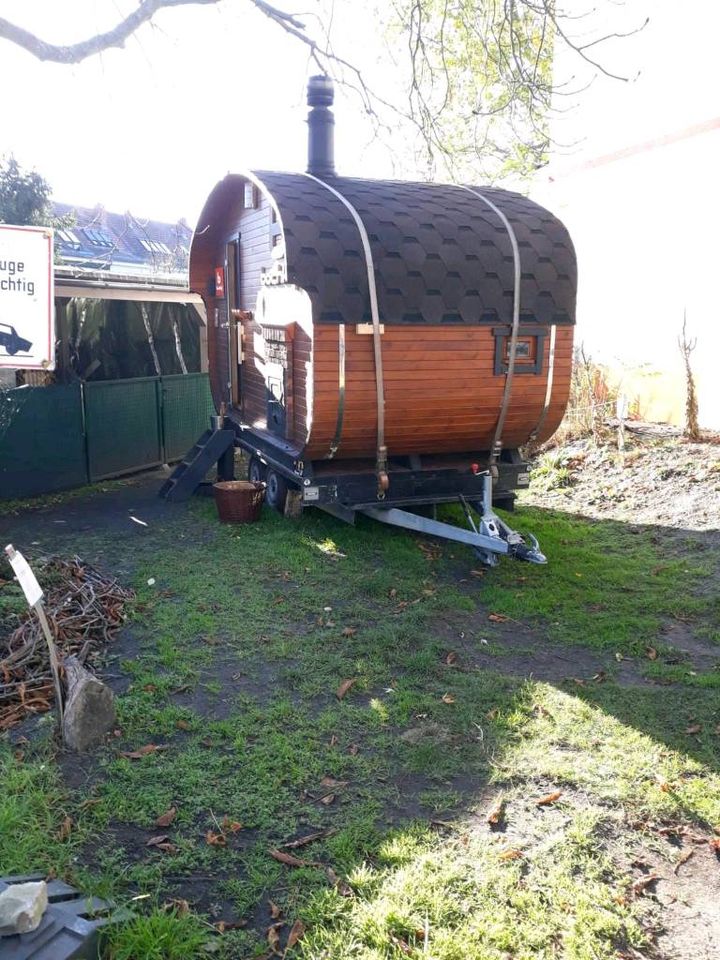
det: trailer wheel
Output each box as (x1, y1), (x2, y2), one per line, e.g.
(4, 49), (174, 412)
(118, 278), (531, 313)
(265, 469), (289, 513)
(248, 456), (266, 485)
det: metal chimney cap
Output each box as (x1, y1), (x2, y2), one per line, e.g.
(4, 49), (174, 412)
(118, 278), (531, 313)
(307, 74), (334, 107)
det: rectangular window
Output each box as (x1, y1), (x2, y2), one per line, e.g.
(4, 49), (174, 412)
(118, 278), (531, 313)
(83, 228), (113, 247)
(493, 326), (547, 375)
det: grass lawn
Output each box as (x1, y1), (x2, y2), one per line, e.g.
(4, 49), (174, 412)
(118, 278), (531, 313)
(1, 480), (719, 959)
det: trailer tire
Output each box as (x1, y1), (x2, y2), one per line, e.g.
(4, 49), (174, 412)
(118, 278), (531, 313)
(265, 469), (289, 513)
(248, 456), (266, 485)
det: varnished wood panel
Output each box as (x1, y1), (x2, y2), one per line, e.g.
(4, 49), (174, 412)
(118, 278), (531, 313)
(304, 325), (573, 458)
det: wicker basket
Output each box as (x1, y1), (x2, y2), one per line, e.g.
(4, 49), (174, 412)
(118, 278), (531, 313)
(213, 480), (266, 523)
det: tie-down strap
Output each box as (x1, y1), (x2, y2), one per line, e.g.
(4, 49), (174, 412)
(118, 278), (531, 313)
(303, 173), (387, 489)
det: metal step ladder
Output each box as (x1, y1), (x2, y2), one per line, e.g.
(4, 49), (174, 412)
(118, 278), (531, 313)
(159, 424), (235, 502)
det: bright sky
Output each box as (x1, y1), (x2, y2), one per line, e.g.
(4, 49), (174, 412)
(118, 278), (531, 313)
(0, 0), (398, 224)
(3, 0), (710, 227)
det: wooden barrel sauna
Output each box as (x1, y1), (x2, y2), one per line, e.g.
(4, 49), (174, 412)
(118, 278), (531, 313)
(188, 77), (576, 510)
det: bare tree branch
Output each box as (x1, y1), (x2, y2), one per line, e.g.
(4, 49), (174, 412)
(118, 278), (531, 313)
(0, 0), (223, 63)
(0, 0), (648, 185)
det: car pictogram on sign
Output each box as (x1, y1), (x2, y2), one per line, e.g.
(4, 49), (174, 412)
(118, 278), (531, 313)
(0, 322), (33, 356)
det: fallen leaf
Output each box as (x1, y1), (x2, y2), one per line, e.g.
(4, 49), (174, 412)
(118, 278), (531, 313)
(499, 848), (523, 861)
(146, 834), (170, 847)
(686, 724), (702, 735)
(320, 776), (348, 789)
(156, 806), (177, 828)
(336, 678), (357, 700)
(269, 848), (320, 868)
(221, 816), (243, 834)
(175, 719), (191, 731)
(445, 651), (458, 665)
(536, 790), (562, 807)
(269, 900), (283, 920)
(164, 898), (190, 916)
(348, 743), (359, 755)
(281, 830), (329, 849)
(326, 866), (353, 897)
(486, 799), (506, 827)
(341, 627), (357, 637)
(631, 874), (660, 896)
(645, 646), (658, 661)
(120, 743), (168, 759)
(709, 838), (720, 853)
(486, 707), (499, 720)
(146, 834), (178, 853)
(673, 848), (695, 873)
(319, 794), (335, 806)
(572, 678), (587, 687)
(388, 934), (412, 954)
(206, 830), (227, 847)
(286, 919), (305, 950)
(215, 919), (247, 933)
(142, 683), (157, 693)
(267, 921), (284, 954)
(389, 588), (397, 599)
(657, 779), (672, 793)
(441, 693), (456, 704)
(56, 815), (73, 842)
(488, 613), (509, 623)
(329, 734), (338, 746)
(470, 569), (486, 579)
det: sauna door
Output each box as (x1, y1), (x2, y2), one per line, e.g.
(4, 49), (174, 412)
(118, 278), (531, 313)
(226, 239), (241, 407)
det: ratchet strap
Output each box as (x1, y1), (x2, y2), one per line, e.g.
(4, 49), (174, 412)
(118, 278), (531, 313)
(304, 173), (388, 492)
(456, 185), (522, 466)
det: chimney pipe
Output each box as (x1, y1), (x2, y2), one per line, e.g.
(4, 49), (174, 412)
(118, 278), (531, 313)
(307, 75), (335, 177)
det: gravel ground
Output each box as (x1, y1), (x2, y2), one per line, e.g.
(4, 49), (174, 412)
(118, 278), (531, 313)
(521, 428), (720, 533)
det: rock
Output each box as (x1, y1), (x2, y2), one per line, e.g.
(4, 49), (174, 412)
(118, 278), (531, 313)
(0, 881), (48, 936)
(62, 655), (116, 752)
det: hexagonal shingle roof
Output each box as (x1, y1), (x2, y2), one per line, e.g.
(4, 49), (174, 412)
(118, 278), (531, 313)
(253, 172), (576, 327)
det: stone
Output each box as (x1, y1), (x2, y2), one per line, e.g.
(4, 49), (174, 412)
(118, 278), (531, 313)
(0, 881), (48, 936)
(62, 655), (116, 752)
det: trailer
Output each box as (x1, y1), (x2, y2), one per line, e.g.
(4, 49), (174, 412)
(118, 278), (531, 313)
(161, 76), (577, 565)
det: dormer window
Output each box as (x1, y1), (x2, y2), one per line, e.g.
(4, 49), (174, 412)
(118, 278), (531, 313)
(56, 228), (81, 246)
(83, 228), (113, 247)
(140, 239), (171, 255)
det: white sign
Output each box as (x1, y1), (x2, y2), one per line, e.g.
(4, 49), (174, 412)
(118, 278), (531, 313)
(4, 544), (44, 608)
(0, 224), (54, 370)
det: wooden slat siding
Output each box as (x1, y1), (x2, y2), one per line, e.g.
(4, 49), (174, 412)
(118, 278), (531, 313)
(238, 193), (272, 311)
(304, 325), (573, 458)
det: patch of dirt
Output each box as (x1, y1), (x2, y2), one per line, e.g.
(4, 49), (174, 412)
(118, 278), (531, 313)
(464, 786), (720, 960)
(433, 613), (653, 686)
(524, 433), (720, 533)
(617, 822), (720, 960)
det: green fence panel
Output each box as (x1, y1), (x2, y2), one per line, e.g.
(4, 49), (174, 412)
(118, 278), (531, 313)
(161, 373), (216, 462)
(0, 385), (88, 499)
(84, 377), (163, 481)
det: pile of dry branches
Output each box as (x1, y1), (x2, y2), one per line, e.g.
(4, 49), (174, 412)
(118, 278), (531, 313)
(0, 556), (133, 730)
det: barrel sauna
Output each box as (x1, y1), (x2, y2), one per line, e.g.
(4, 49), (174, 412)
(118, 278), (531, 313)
(189, 77), (576, 515)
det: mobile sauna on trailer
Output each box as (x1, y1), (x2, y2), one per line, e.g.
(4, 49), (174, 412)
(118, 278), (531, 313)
(163, 76), (577, 564)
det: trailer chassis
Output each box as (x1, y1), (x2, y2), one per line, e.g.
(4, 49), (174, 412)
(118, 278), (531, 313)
(233, 422), (544, 566)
